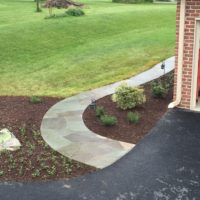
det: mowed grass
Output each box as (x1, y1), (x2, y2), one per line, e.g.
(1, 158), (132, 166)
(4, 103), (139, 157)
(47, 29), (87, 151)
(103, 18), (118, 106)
(0, 0), (176, 97)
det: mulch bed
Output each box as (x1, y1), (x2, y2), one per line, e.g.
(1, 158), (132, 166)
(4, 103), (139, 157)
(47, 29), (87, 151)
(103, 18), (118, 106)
(83, 76), (173, 144)
(0, 96), (95, 182)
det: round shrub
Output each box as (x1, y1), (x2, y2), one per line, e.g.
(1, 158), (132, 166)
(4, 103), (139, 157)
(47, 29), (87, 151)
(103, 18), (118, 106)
(66, 8), (85, 16)
(127, 111), (140, 124)
(100, 115), (117, 126)
(112, 84), (146, 110)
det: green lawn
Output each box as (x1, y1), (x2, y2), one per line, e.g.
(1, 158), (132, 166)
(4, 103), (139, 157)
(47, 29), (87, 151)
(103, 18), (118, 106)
(0, 0), (176, 97)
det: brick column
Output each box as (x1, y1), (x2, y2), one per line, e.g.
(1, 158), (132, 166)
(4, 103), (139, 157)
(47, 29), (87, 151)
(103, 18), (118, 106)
(173, 0), (200, 109)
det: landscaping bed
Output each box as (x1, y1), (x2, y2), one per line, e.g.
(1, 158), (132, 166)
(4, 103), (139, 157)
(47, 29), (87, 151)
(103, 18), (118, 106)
(83, 74), (173, 144)
(0, 96), (95, 182)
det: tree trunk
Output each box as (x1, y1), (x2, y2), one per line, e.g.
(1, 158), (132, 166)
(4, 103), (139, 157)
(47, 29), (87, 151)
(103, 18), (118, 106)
(36, 0), (41, 12)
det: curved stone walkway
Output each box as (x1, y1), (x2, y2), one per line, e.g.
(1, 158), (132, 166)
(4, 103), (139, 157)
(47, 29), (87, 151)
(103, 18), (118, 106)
(41, 57), (175, 169)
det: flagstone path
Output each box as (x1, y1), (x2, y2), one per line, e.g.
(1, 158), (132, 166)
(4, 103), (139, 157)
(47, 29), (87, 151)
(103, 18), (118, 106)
(41, 57), (175, 169)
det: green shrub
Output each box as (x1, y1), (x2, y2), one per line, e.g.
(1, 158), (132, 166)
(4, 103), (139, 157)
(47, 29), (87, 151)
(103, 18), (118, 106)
(66, 8), (85, 17)
(151, 81), (168, 98)
(127, 112), (140, 124)
(30, 96), (43, 104)
(151, 72), (174, 98)
(100, 115), (117, 126)
(112, 84), (146, 110)
(95, 106), (105, 117)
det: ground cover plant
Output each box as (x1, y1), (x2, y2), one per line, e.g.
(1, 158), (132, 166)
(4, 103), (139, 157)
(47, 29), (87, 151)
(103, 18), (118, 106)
(0, 0), (175, 97)
(127, 111), (140, 124)
(30, 96), (43, 104)
(0, 97), (95, 181)
(83, 72), (173, 144)
(95, 106), (105, 117)
(100, 115), (117, 126)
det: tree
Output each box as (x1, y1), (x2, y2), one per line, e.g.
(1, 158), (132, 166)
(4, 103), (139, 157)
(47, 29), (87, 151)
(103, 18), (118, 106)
(44, 0), (83, 16)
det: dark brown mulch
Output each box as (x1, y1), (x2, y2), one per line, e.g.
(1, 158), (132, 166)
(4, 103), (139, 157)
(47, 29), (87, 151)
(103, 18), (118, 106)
(83, 80), (173, 144)
(0, 96), (95, 182)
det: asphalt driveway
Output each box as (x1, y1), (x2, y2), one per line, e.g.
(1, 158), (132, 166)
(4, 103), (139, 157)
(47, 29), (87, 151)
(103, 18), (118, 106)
(1, 108), (200, 200)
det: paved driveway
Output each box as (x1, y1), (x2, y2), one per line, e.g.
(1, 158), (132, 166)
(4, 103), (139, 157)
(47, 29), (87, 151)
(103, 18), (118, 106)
(1, 109), (200, 200)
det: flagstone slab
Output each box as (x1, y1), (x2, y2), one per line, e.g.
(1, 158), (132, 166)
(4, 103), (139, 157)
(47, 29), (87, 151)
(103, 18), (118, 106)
(41, 57), (175, 169)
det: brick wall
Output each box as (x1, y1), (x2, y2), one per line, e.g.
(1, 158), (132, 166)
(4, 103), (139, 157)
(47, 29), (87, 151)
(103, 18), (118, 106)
(173, 0), (200, 109)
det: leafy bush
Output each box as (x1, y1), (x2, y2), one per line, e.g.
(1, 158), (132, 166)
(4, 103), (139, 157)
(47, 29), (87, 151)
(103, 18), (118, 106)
(30, 96), (43, 104)
(112, 84), (146, 110)
(95, 106), (105, 117)
(66, 8), (85, 16)
(100, 115), (117, 126)
(151, 72), (174, 98)
(127, 112), (140, 124)
(151, 81), (168, 98)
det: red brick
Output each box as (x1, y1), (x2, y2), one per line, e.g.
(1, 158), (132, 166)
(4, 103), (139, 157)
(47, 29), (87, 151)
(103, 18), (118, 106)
(173, 0), (200, 109)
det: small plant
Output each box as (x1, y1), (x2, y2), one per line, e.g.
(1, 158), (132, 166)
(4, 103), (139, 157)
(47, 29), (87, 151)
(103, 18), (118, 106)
(47, 166), (56, 176)
(66, 8), (85, 17)
(18, 166), (24, 176)
(95, 106), (105, 117)
(19, 124), (26, 136)
(32, 129), (41, 140)
(151, 81), (167, 98)
(127, 112), (140, 124)
(30, 96), (43, 104)
(32, 169), (40, 177)
(0, 170), (4, 176)
(100, 115), (117, 126)
(112, 83), (146, 110)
